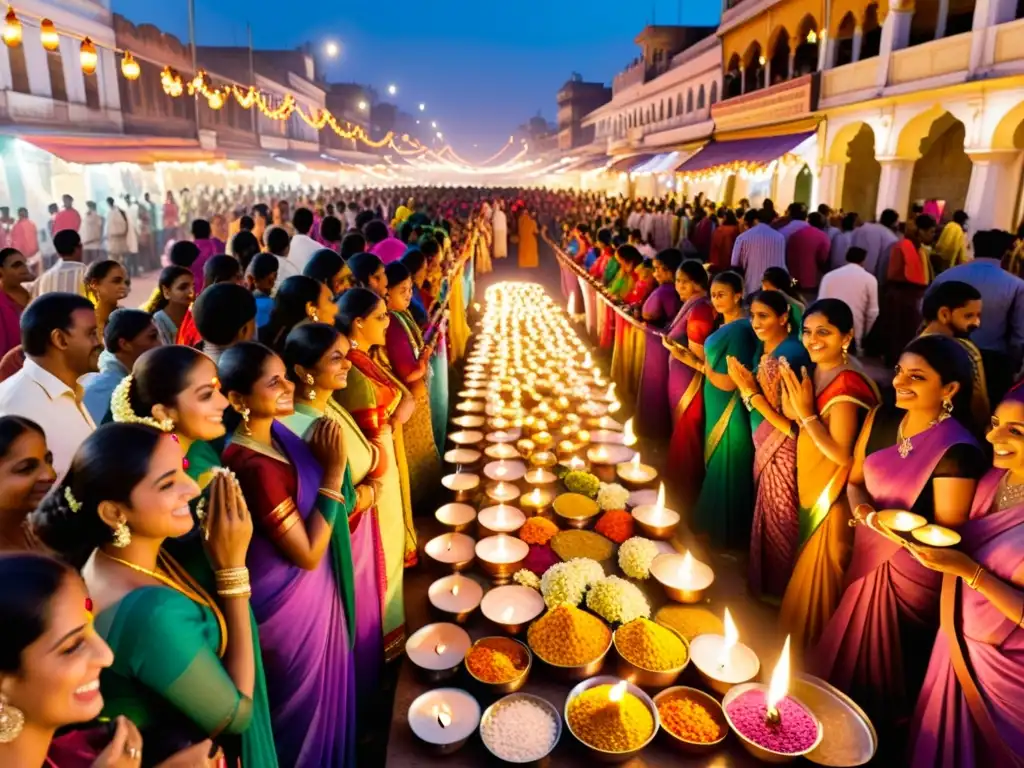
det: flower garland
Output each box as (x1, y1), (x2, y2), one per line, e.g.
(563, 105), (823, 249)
(110, 376), (175, 432)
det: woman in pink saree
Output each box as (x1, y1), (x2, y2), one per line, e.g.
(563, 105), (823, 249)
(907, 393), (1024, 767)
(812, 335), (984, 747)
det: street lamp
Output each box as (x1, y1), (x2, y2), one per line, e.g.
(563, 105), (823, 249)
(387, 84), (397, 96)
(419, 103), (426, 111)
(324, 41), (340, 58)
(358, 100), (368, 111)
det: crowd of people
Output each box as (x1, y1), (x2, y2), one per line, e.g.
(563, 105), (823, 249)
(0, 185), (502, 767)
(555, 189), (1024, 765)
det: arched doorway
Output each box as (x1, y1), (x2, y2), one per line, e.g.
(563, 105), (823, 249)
(907, 111), (972, 220)
(724, 54), (742, 99)
(834, 122), (881, 218)
(794, 16), (820, 76)
(835, 12), (857, 66)
(744, 42), (765, 92)
(794, 164), (813, 207)
(769, 28), (791, 85)
(862, 4), (882, 58)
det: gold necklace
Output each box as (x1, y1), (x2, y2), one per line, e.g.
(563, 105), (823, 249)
(997, 474), (1024, 511)
(98, 550), (228, 657)
(896, 414), (938, 459)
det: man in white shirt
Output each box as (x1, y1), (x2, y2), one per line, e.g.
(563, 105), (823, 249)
(81, 201), (105, 264)
(287, 207), (320, 273)
(0, 292), (100, 477)
(264, 226), (300, 283)
(817, 245), (879, 354)
(851, 209), (900, 280)
(32, 230), (87, 298)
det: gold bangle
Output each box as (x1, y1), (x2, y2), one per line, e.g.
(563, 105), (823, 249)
(217, 586), (252, 599)
(214, 567), (248, 579)
(966, 565), (984, 590)
(319, 487), (346, 504)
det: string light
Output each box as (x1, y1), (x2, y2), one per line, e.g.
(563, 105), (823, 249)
(207, 90), (225, 110)
(80, 37), (97, 75)
(39, 18), (57, 51)
(120, 51), (140, 81)
(161, 66), (183, 97)
(3, 6), (22, 48)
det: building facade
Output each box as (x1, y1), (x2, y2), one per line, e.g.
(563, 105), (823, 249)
(556, 75), (611, 150)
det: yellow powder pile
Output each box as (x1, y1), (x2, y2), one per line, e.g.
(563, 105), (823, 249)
(654, 605), (724, 642)
(616, 618), (688, 671)
(567, 684), (655, 752)
(527, 604), (611, 666)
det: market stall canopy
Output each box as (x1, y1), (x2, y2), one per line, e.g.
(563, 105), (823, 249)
(608, 153), (657, 173)
(561, 155), (613, 173)
(632, 152), (682, 175)
(675, 131), (815, 177)
(19, 135), (217, 165)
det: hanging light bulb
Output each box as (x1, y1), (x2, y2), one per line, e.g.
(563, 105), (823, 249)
(207, 90), (225, 110)
(3, 6), (22, 48)
(80, 37), (97, 75)
(120, 51), (140, 81)
(39, 19), (58, 51)
(160, 66), (183, 97)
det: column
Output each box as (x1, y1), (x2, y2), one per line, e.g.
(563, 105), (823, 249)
(816, 162), (847, 209)
(0, 40), (12, 90)
(739, 66), (746, 94)
(22, 25), (50, 97)
(823, 32), (837, 70)
(935, 0), (949, 39)
(852, 27), (864, 63)
(763, 58), (772, 88)
(968, 0), (1017, 74)
(874, 158), (915, 219)
(875, 7), (914, 88)
(59, 37), (84, 104)
(788, 37), (799, 79)
(963, 149), (1024, 231)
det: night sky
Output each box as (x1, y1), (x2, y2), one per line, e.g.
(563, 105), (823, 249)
(114, 0), (720, 160)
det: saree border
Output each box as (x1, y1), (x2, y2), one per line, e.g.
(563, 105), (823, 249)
(673, 371), (704, 423)
(705, 391), (739, 464)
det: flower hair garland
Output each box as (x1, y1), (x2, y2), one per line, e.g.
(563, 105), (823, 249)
(110, 376), (175, 432)
(64, 486), (82, 513)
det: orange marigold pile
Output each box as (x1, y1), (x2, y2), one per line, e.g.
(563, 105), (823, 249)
(519, 516), (559, 546)
(594, 509), (634, 543)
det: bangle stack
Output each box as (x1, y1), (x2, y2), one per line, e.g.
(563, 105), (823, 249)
(319, 487), (346, 504)
(215, 567), (251, 599)
(966, 565), (984, 590)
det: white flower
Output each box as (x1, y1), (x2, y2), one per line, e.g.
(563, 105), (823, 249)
(618, 536), (659, 579)
(596, 482), (630, 511)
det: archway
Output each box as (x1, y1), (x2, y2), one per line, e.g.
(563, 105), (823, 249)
(697, 85), (706, 109)
(769, 27), (791, 85)
(794, 16), (820, 76)
(710, 81), (719, 104)
(862, 4), (882, 58)
(840, 124), (881, 216)
(907, 111), (972, 220)
(744, 42), (765, 92)
(724, 54), (742, 99)
(835, 12), (857, 66)
(794, 164), (813, 207)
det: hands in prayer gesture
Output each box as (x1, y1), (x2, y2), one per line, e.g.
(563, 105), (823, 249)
(779, 358), (816, 422)
(203, 471), (253, 571)
(726, 355), (758, 397)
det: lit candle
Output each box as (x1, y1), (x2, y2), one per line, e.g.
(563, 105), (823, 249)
(424, 532), (476, 570)
(519, 486), (554, 515)
(616, 453), (658, 487)
(406, 622), (471, 677)
(428, 573), (484, 622)
(480, 584), (545, 632)
(483, 459), (526, 482)
(441, 472), (480, 502)
(765, 636), (791, 723)
(485, 443), (520, 460)
(476, 534), (529, 582)
(408, 688), (480, 750)
(622, 418), (637, 447)
(434, 502), (476, 531)
(689, 608), (761, 694)
(876, 510), (927, 533)
(449, 430), (484, 446)
(443, 448), (482, 465)
(451, 414), (486, 429)
(478, 504), (526, 535)
(911, 524), (962, 547)
(485, 481), (521, 504)
(650, 550), (715, 603)
(523, 467), (557, 486)
(632, 483), (681, 539)
(562, 455), (588, 472)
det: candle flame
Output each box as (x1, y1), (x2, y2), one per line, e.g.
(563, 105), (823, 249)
(496, 536), (508, 558)
(568, 456), (584, 470)
(501, 605), (515, 622)
(631, 453), (641, 469)
(434, 642), (447, 655)
(719, 608), (739, 667)
(609, 399), (621, 414)
(679, 551), (694, 583)
(495, 462), (507, 478)
(446, 534), (453, 552)
(595, 445), (609, 461)
(606, 383), (616, 400)
(451, 581), (460, 597)
(654, 483), (666, 517)
(767, 635), (792, 714)
(608, 680), (628, 704)
(495, 481), (509, 494)
(531, 488), (542, 504)
(433, 703), (452, 729)
(495, 505), (508, 525)
(623, 418), (637, 447)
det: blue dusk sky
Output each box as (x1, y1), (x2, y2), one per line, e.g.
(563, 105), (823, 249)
(113, 0), (721, 159)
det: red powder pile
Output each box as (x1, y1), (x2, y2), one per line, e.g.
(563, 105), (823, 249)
(594, 509), (634, 543)
(725, 689), (817, 754)
(522, 543), (561, 575)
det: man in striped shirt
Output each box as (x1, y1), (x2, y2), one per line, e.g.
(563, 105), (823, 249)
(31, 229), (87, 298)
(730, 208), (787, 297)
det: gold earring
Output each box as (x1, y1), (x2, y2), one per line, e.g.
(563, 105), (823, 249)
(308, 308), (320, 323)
(940, 397), (954, 421)
(305, 374), (316, 401)
(0, 693), (24, 743)
(112, 519), (131, 548)
(240, 405), (251, 435)
(842, 344), (850, 364)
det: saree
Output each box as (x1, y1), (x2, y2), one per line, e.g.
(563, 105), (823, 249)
(779, 366), (879, 649)
(383, 309), (442, 504)
(448, 264), (470, 362)
(665, 297), (716, 510)
(517, 214), (538, 268)
(222, 424), (357, 767)
(748, 338), (809, 599)
(281, 403), (387, 693)
(692, 318), (757, 549)
(428, 328), (449, 454)
(811, 413), (979, 728)
(908, 469), (1024, 767)
(609, 312), (644, 404)
(0, 290), (23, 359)
(334, 351), (413, 658)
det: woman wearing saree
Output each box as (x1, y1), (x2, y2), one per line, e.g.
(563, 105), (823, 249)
(661, 260), (717, 511)
(777, 300), (880, 648)
(220, 343), (357, 767)
(382, 261), (442, 504)
(811, 335), (984, 743)
(280, 322), (386, 703)
(517, 209), (538, 269)
(607, 246), (641, 300)
(333, 288), (416, 660)
(691, 271), (757, 550)
(727, 290), (811, 600)
(907, 394), (1024, 766)
(32, 423), (275, 766)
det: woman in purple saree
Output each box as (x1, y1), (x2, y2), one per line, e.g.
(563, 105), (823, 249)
(220, 342), (357, 767)
(907, 394), (1024, 767)
(812, 335), (984, 744)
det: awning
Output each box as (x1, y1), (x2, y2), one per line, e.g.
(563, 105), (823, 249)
(20, 135), (217, 165)
(632, 152), (681, 174)
(608, 153), (656, 173)
(563, 155), (611, 173)
(675, 131), (815, 175)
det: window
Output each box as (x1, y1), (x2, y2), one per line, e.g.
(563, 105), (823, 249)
(47, 50), (66, 102)
(697, 85), (706, 109)
(8, 43), (30, 95)
(710, 81), (719, 104)
(667, 98), (673, 118)
(676, 93), (683, 114)
(686, 89), (694, 113)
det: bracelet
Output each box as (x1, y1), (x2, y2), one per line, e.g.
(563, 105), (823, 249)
(215, 567), (250, 598)
(741, 392), (756, 411)
(800, 414), (819, 427)
(966, 565), (984, 590)
(217, 585), (252, 599)
(318, 487), (346, 504)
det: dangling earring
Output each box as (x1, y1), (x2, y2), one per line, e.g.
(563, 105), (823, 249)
(305, 374), (316, 401)
(842, 344), (850, 364)
(112, 519), (131, 548)
(240, 405), (252, 435)
(308, 308), (320, 323)
(940, 397), (954, 421)
(350, 338), (360, 350)
(0, 693), (24, 743)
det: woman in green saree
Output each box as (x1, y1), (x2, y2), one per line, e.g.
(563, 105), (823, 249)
(108, 344), (277, 766)
(32, 423), (275, 766)
(692, 271), (757, 550)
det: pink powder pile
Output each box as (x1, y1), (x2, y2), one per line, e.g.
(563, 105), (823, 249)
(522, 544), (560, 575)
(725, 689), (818, 754)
